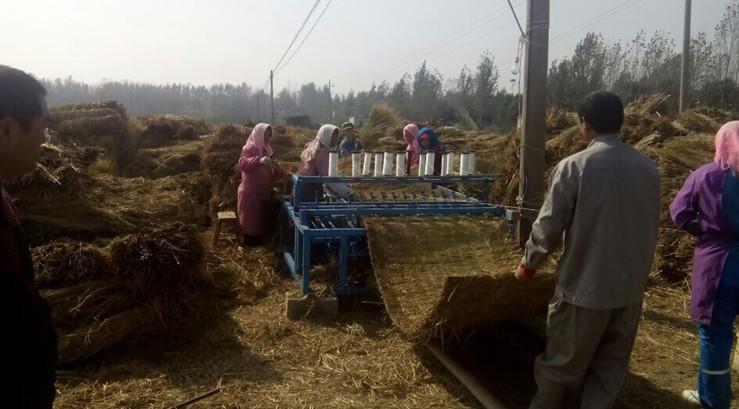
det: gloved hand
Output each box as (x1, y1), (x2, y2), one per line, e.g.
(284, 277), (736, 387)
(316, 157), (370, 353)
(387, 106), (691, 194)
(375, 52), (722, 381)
(515, 264), (537, 280)
(259, 156), (272, 166)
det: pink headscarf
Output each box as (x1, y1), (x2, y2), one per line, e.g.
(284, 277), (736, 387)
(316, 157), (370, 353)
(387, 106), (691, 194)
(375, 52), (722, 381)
(245, 123), (274, 156)
(403, 124), (419, 146)
(714, 121), (739, 173)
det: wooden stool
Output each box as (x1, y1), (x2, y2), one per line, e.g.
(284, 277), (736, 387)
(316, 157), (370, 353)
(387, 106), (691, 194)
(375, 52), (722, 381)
(213, 211), (238, 245)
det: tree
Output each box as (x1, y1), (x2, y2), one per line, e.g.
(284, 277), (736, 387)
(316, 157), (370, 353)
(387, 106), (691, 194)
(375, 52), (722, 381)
(473, 53), (499, 127)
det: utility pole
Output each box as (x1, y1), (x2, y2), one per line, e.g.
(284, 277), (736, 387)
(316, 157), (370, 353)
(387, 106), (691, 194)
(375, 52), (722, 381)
(270, 70), (275, 124)
(679, 0), (692, 113)
(517, 0), (550, 248)
(328, 80), (332, 123)
(257, 93), (261, 122)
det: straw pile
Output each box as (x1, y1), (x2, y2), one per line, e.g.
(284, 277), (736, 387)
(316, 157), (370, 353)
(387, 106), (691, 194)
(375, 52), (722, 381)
(121, 140), (205, 178)
(361, 104), (404, 150)
(36, 223), (210, 364)
(136, 114), (211, 148)
(49, 101), (136, 171)
(365, 215), (554, 341)
(202, 124), (249, 213)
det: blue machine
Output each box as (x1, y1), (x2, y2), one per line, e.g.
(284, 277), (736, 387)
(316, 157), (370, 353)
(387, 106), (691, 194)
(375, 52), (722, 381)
(279, 174), (508, 296)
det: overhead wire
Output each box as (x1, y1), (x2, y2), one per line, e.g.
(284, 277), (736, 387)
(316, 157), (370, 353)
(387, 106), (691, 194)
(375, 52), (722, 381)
(550, 0), (644, 44)
(271, 0), (322, 73)
(276, 0), (333, 73)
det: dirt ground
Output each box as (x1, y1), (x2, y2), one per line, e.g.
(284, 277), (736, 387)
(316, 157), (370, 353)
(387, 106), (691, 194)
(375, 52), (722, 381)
(51, 233), (737, 409)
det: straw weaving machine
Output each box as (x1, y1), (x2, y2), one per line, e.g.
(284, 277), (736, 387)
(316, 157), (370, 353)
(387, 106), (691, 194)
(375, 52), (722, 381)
(279, 150), (515, 307)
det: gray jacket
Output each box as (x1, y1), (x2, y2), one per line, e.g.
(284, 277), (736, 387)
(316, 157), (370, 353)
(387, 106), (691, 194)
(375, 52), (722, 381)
(524, 134), (661, 309)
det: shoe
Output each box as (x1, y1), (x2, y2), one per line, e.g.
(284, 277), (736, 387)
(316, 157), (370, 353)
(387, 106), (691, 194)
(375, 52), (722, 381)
(682, 389), (700, 405)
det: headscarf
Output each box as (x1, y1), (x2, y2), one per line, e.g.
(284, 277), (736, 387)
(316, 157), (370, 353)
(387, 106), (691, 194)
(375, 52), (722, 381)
(301, 124), (339, 162)
(244, 123), (274, 156)
(417, 127), (439, 150)
(403, 124), (419, 146)
(714, 121), (739, 173)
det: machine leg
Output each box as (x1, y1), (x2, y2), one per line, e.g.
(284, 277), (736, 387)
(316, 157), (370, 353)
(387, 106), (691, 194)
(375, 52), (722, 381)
(302, 232), (312, 295)
(338, 237), (349, 295)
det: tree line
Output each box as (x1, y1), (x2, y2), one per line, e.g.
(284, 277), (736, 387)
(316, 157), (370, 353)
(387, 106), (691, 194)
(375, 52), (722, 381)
(41, 1), (739, 129)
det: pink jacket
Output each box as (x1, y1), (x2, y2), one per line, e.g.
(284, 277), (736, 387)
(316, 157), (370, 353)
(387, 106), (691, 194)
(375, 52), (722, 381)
(236, 124), (288, 236)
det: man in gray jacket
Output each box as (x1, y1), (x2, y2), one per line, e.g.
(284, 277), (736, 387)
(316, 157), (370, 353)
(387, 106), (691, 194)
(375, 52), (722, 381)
(516, 91), (661, 409)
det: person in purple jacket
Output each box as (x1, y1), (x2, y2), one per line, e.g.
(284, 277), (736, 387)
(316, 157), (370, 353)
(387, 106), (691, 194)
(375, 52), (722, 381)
(670, 121), (739, 408)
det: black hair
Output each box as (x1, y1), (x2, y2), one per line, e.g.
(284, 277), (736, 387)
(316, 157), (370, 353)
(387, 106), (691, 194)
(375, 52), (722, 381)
(577, 91), (624, 134)
(0, 65), (47, 131)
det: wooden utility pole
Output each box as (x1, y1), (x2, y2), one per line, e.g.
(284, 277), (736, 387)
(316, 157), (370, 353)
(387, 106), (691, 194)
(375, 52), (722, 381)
(517, 0), (550, 248)
(679, 0), (692, 112)
(270, 70), (275, 123)
(328, 80), (333, 122)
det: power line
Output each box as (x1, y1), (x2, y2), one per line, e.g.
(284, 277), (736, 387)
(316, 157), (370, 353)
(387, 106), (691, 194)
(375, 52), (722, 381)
(277, 0), (333, 73)
(381, 0), (519, 79)
(272, 0), (322, 72)
(550, 0), (644, 44)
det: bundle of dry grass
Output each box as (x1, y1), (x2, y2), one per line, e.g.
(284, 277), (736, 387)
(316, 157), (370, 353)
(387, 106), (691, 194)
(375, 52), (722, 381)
(9, 164), (208, 246)
(136, 114), (211, 148)
(4, 163), (95, 202)
(361, 104), (404, 150)
(272, 126), (313, 164)
(33, 241), (112, 288)
(121, 140), (204, 178)
(546, 108), (578, 134)
(35, 223), (211, 364)
(365, 215), (554, 341)
(202, 124), (249, 213)
(48, 101), (137, 172)
(50, 101), (128, 141)
(110, 223), (207, 296)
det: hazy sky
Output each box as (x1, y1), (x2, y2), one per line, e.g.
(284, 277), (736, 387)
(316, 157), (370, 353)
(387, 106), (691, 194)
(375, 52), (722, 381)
(1, 0), (730, 94)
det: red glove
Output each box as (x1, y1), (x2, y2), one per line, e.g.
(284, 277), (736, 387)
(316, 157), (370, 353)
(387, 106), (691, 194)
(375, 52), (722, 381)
(515, 264), (537, 280)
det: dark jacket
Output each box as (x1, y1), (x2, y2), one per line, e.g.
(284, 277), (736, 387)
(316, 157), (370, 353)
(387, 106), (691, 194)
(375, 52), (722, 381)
(1, 188), (57, 408)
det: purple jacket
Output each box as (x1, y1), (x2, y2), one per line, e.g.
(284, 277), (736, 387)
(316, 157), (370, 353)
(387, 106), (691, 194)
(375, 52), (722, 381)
(670, 163), (736, 324)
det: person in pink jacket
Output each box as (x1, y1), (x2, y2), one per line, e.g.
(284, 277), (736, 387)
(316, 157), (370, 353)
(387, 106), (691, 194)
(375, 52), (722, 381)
(403, 123), (420, 174)
(298, 124), (340, 202)
(237, 123), (289, 246)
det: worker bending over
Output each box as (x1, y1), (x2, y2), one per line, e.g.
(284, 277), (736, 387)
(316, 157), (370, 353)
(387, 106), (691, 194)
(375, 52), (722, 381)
(516, 91), (661, 409)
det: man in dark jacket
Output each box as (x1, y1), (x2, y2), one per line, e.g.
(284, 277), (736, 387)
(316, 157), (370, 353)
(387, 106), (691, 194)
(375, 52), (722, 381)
(0, 65), (57, 408)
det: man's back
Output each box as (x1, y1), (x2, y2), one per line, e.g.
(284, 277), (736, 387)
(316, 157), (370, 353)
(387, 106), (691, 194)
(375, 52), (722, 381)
(554, 134), (661, 308)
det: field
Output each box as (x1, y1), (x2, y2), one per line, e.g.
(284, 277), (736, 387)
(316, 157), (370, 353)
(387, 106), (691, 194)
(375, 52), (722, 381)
(6, 99), (737, 408)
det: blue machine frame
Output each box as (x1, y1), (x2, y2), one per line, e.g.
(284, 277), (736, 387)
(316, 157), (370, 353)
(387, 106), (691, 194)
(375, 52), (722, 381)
(280, 175), (508, 296)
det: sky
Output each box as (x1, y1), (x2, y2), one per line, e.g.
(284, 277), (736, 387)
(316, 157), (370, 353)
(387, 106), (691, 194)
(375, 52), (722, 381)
(0, 0), (731, 95)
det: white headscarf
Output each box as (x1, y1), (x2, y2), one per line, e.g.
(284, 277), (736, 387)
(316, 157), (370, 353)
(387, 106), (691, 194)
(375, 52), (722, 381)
(301, 124), (339, 162)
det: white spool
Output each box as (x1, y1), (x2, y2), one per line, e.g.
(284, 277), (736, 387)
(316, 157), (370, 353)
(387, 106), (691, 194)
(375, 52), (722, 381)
(441, 154), (448, 176)
(351, 152), (362, 177)
(425, 152), (435, 176)
(328, 150), (339, 177)
(395, 153), (406, 176)
(460, 153), (470, 176)
(362, 152), (372, 176)
(374, 152), (384, 177)
(382, 152), (394, 176)
(446, 152), (455, 175)
(468, 151), (476, 174)
(418, 153), (427, 177)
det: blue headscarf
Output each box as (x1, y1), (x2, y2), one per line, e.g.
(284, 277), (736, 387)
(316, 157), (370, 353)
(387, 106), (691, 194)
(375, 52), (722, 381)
(417, 127), (440, 150)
